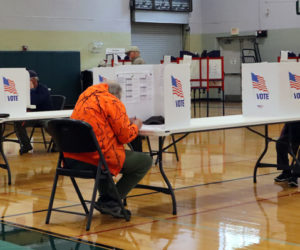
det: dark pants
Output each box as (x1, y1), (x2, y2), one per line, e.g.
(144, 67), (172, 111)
(130, 136), (143, 152)
(14, 121), (32, 150)
(276, 123), (300, 170)
(14, 120), (47, 151)
(65, 150), (152, 200)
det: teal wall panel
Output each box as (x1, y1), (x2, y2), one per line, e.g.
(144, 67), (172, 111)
(0, 51), (81, 106)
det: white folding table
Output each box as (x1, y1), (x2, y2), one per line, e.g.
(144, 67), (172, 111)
(138, 114), (300, 215)
(1, 113), (299, 215)
(0, 110), (73, 184)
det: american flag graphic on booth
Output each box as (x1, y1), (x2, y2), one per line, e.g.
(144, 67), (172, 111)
(289, 72), (300, 90)
(171, 76), (184, 98)
(99, 75), (107, 83)
(251, 73), (269, 93)
(3, 77), (18, 95)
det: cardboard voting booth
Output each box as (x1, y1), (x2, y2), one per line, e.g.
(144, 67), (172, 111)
(93, 64), (191, 130)
(242, 62), (300, 117)
(0, 68), (29, 116)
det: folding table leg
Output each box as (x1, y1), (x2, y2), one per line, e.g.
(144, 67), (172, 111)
(158, 136), (177, 215)
(136, 134), (191, 214)
(0, 123), (11, 185)
(253, 125), (269, 183)
(171, 135), (179, 162)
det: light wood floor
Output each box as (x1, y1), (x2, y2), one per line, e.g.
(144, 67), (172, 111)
(1, 102), (299, 249)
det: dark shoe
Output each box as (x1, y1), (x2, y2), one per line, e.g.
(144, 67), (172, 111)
(50, 145), (58, 152)
(274, 171), (291, 182)
(19, 145), (33, 155)
(288, 176), (298, 187)
(94, 199), (131, 219)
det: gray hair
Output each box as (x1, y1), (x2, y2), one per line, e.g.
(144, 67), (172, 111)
(107, 80), (122, 99)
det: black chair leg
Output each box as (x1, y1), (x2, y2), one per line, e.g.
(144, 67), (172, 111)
(86, 177), (99, 231)
(70, 177), (89, 215)
(47, 139), (53, 152)
(41, 128), (47, 149)
(46, 173), (59, 224)
(29, 127), (35, 140)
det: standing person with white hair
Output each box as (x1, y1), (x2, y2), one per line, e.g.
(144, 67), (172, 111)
(127, 46), (145, 65)
(64, 81), (152, 219)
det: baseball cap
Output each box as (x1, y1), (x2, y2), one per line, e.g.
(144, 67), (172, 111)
(126, 46), (140, 53)
(28, 70), (38, 78)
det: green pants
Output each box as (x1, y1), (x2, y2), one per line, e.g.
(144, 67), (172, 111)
(99, 150), (153, 199)
(64, 150), (153, 200)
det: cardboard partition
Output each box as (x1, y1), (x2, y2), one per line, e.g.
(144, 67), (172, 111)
(92, 64), (191, 129)
(93, 67), (116, 84)
(242, 62), (300, 117)
(201, 59), (222, 79)
(163, 64), (191, 129)
(0, 68), (29, 116)
(93, 65), (156, 121)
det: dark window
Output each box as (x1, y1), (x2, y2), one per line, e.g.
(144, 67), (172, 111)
(132, 0), (192, 12)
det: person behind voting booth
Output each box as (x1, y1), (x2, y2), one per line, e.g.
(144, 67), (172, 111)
(14, 70), (53, 154)
(274, 123), (300, 187)
(126, 46), (145, 65)
(64, 81), (152, 218)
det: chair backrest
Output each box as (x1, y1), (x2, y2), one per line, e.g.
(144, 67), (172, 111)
(51, 95), (66, 110)
(46, 119), (100, 153)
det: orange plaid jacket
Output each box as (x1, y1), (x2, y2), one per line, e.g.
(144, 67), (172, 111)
(64, 83), (138, 176)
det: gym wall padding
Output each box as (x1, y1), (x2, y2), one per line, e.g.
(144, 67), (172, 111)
(0, 51), (81, 107)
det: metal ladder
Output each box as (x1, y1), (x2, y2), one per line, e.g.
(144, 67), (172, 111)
(242, 42), (261, 63)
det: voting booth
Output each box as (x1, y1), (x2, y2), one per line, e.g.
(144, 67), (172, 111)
(242, 62), (300, 117)
(0, 68), (30, 116)
(93, 64), (191, 130)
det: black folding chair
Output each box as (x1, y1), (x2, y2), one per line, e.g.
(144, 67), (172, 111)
(50, 95), (66, 111)
(46, 95), (66, 151)
(45, 118), (130, 231)
(29, 95), (66, 150)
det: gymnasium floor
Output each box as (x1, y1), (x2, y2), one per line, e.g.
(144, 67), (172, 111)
(1, 102), (299, 249)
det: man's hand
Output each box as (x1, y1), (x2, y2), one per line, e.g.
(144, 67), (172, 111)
(130, 117), (143, 129)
